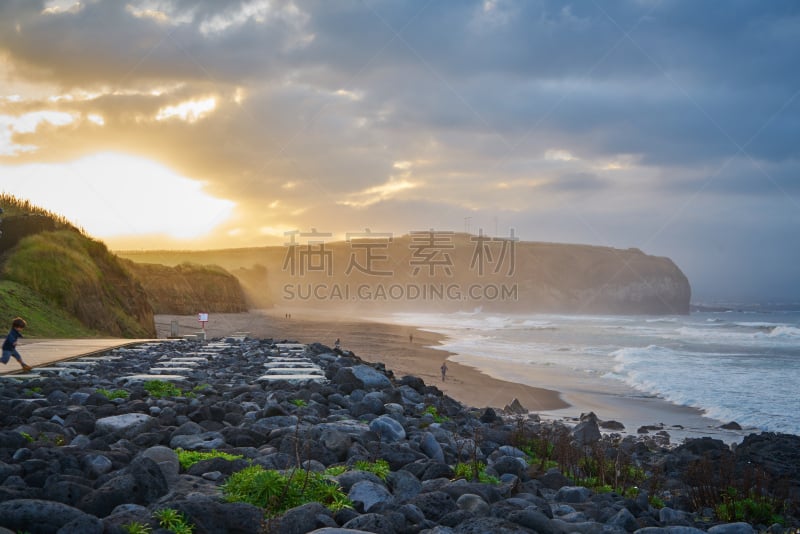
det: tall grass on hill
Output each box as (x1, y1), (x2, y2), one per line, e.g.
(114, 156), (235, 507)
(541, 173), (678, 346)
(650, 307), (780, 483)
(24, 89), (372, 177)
(0, 193), (85, 234)
(4, 231), (101, 306)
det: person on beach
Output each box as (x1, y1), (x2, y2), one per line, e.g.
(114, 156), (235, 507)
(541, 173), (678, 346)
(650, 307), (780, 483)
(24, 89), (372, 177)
(2, 317), (32, 371)
(335, 338), (341, 349)
(409, 333), (413, 343)
(440, 361), (448, 382)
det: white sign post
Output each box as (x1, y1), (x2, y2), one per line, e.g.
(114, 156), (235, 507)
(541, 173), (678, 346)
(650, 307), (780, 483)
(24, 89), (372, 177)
(197, 312), (208, 330)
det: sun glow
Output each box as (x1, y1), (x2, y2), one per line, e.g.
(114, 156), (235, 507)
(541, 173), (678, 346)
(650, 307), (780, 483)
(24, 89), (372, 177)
(155, 97), (217, 123)
(0, 153), (234, 240)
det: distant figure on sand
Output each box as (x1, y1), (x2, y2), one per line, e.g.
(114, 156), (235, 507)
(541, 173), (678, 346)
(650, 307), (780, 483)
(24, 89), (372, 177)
(409, 333), (413, 343)
(440, 361), (448, 382)
(335, 338), (341, 349)
(2, 317), (32, 371)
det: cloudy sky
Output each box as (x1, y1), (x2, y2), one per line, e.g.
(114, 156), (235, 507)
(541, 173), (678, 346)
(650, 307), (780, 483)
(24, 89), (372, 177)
(0, 0), (798, 302)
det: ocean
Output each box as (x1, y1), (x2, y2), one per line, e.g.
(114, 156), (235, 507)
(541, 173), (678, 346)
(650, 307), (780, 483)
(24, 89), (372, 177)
(383, 308), (800, 436)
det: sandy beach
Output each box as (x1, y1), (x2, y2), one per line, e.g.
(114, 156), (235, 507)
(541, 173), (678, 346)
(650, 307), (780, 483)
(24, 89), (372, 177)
(155, 310), (747, 443)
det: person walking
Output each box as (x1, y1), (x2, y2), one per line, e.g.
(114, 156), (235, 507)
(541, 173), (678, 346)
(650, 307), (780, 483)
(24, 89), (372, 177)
(2, 317), (32, 371)
(440, 361), (448, 382)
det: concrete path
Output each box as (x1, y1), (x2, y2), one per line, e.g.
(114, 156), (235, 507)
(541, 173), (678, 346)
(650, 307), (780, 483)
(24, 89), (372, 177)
(0, 338), (155, 376)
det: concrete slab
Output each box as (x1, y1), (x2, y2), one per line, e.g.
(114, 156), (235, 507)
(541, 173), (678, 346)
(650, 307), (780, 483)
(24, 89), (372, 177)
(256, 374), (326, 382)
(122, 374), (188, 382)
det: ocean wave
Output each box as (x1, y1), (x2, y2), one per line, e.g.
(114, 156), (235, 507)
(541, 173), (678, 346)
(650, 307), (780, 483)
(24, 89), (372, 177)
(769, 325), (800, 337)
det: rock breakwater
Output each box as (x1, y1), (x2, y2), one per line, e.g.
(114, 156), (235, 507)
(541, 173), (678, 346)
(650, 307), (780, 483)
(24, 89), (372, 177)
(0, 338), (797, 533)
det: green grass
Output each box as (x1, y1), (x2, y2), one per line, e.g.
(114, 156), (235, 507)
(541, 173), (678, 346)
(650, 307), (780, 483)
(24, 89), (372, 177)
(144, 381), (183, 398)
(96, 388), (130, 400)
(0, 280), (99, 337)
(353, 459), (391, 480)
(175, 448), (245, 470)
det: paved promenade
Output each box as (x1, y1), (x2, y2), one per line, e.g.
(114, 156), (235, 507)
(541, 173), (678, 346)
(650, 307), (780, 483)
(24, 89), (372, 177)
(0, 338), (155, 376)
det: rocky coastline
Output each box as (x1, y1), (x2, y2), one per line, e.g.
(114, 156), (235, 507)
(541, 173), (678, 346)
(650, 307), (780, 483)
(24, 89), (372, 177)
(0, 337), (798, 533)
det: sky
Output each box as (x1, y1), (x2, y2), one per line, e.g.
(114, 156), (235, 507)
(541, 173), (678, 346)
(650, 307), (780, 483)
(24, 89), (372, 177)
(0, 0), (799, 303)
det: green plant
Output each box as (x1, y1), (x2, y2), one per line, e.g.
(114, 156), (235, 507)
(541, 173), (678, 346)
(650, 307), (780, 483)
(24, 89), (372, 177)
(290, 399), (307, 407)
(593, 484), (614, 494)
(22, 386), (43, 398)
(122, 522), (152, 534)
(422, 405), (448, 423)
(96, 388), (129, 400)
(624, 486), (640, 499)
(353, 459), (391, 480)
(715, 487), (784, 526)
(175, 448), (245, 470)
(649, 495), (665, 509)
(452, 462), (500, 485)
(323, 465), (348, 476)
(222, 465), (352, 517)
(153, 507), (194, 534)
(144, 380), (182, 398)
(19, 431), (34, 443)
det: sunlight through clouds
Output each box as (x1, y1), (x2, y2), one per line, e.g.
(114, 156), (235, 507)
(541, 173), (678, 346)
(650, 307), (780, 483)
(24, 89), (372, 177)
(0, 111), (77, 155)
(338, 179), (418, 208)
(1, 153), (234, 239)
(155, 97), (217, 123)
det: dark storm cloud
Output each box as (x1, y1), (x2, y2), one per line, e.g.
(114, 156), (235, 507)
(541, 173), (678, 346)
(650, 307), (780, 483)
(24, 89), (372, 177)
(1, 0), (797, 174)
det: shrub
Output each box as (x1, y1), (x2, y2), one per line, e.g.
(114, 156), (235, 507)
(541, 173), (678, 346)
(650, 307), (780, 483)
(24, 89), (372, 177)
(144, 381), (182, 398)
(452, 461), (500, 485)
(222, 465), (351, 517)
(422, 405), (448, 423)
(153, 507), (194, 534)
(96, 388), (129, 400)
(122, 522), (151, 534)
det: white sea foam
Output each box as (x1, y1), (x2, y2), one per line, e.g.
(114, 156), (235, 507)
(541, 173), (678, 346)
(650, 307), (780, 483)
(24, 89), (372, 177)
(384, 309), (800, 435)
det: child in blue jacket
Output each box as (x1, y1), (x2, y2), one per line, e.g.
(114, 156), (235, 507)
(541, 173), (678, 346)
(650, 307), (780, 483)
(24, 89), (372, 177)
(2, 317), (32, 371)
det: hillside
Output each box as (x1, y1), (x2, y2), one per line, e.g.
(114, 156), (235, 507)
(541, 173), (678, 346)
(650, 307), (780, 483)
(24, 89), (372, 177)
(1, 228), (156, 337)
(0, 195), (256, 337)
(123, 260), (248, 315)
(118, 234), (691, 315)
(0, 195), (157, 337)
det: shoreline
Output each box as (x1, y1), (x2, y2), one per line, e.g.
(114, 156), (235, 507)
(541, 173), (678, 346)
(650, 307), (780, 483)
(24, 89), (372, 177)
(155, 310), (750, 443)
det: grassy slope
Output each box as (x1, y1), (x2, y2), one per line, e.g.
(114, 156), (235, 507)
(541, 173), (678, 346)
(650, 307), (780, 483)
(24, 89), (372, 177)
(2, 230), (155, 337)
(1, 195), (159, 337)
(0, 280), (99, 337)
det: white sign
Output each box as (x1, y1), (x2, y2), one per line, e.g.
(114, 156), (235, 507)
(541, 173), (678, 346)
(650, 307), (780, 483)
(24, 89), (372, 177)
(198, 313), (209, 322)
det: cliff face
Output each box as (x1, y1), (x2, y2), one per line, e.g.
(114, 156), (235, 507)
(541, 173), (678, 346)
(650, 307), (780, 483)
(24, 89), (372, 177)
(124, 261), (248, 315)
(508, 243), (690, 314)
(118, 235), (692, 315)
